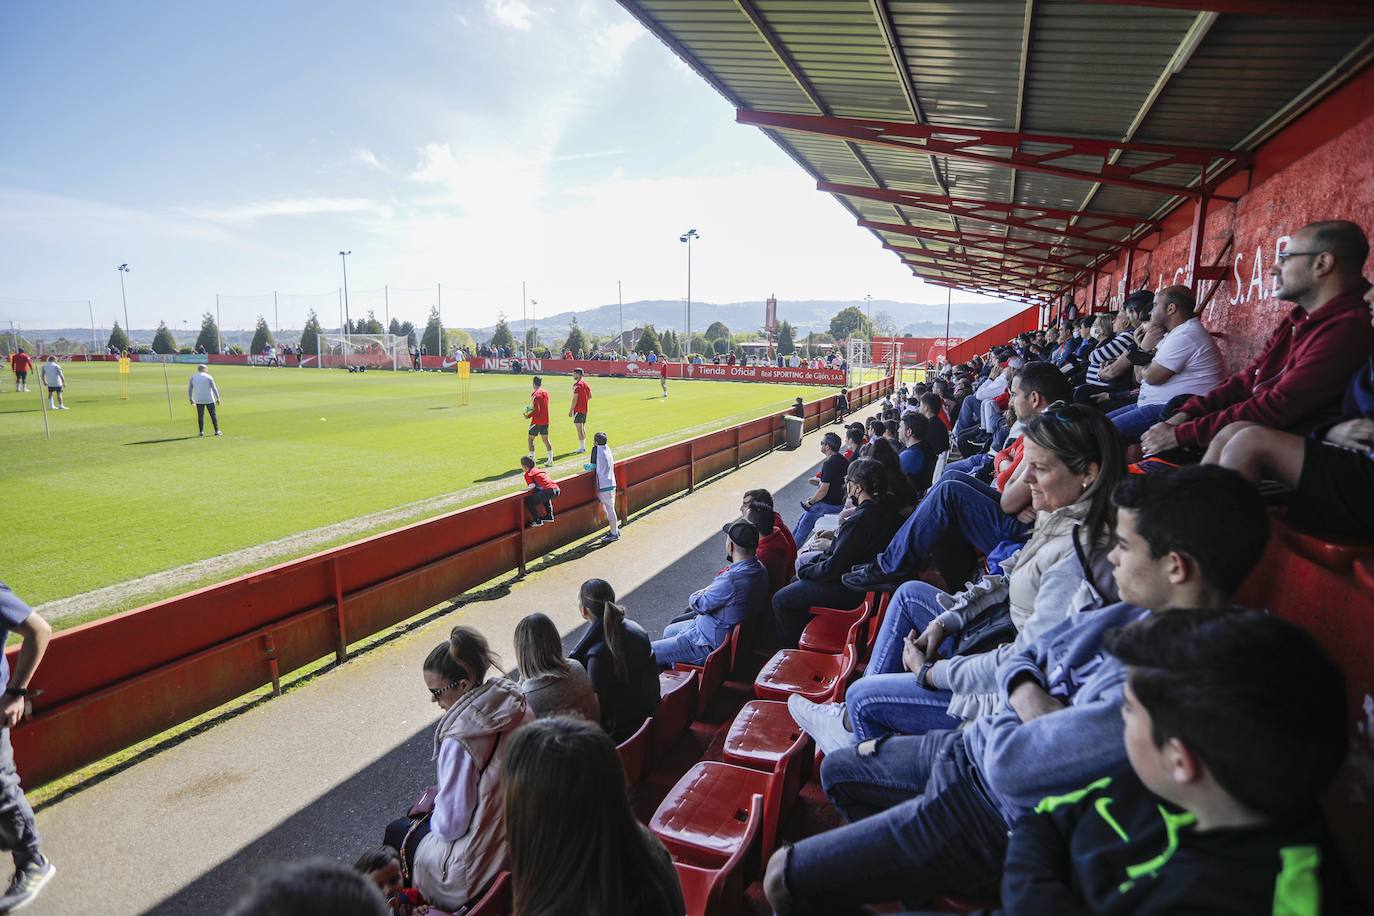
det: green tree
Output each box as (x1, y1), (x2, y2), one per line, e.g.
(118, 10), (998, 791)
(777, 320), (796, 355)
(711, 337), (730, 356)
(524, 327), (539, 352)
(562, 317), (588, 356)
(829, 306), (874, 341)
(703, 320), (731, 342)
(194, 312), (221, 354)
(358, 310), (385, 335)
(689, 333), (710, 356)
(490, 315), (515, 351)
(249, 315), (275, 354)
(443, 328), (475, 351)
(300, 310), (323, 354)
(421, 306), (444, 353)
(105, 322), (130, 353)
(151, 321), (178, 354)
(636, 324), (663, 355)
(388, 317), (403, 337)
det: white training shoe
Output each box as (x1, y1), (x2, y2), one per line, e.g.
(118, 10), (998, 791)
(787, 695), (855, 756)
(575, 446), (586, 453)
(935, 574), (1007, 619)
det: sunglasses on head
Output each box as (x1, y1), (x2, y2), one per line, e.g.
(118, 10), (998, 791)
(1042, 400), (1090, 424)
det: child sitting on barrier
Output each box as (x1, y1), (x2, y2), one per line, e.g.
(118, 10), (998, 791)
(520, 455), (559, 527)
(353, 846), (429, 915)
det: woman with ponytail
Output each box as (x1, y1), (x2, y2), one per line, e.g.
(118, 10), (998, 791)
(569, 579), (660, 743)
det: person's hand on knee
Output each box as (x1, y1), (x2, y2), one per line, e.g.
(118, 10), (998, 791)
(763, 846), (794, 915)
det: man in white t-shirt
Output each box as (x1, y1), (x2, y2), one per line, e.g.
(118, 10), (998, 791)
(1107, 285), (1224, 443)
(187, 365), (223, 437)
(40, 358), (68, 410)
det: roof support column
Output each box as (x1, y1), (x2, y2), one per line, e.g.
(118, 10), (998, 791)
(1187, 168), (1211, 294)
(1124, 244), (1136, 295)
(1091, 266), (1099, 314)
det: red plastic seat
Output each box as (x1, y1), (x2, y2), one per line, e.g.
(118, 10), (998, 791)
(652, 669), (698, 758)
(1277, 517), (1374, 574)
(650, 762), (780, 868)
(754, 629), (861, 703)
(676, 627), (735, 718)
(674, 795), (763, 916)
(616, 716), (652, 788)
(465, 870), (511, 916)
(865, 590), (892, 656)
(798, 600), (869, 653)
(1356, 557), (1374, 594)
(722, 700), (813, 816)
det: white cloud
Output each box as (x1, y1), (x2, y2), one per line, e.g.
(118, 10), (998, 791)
(486, 0), (534, 31)
(354, 148), (384, 170)
(186, 197), (395, 222)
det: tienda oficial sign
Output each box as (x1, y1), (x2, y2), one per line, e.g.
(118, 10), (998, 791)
(471, 357), (845, 385)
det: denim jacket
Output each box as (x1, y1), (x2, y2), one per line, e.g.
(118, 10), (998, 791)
(688, 557), (769, 647)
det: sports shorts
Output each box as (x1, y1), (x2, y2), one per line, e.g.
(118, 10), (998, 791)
(46, 386), (62, 394)
(528, 424), (550, 436)
(573, 412), (587, 424)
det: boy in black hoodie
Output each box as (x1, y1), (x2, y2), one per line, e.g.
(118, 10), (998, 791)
(998, 608), (1358, 914)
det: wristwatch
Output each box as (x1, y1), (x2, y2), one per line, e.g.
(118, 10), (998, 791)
(916, 662), (936, 690)
(3, 687), (30, 699)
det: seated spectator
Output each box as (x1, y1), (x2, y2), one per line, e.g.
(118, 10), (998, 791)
(1076, 295), (1150, 409)
(764, 465), (1270, 914)
(897, 412), (936, 493)
(743, 488), (796, 556)
(353, 847), (427, 916)
(650, 520), (768, 667)
(747, 501), (796, 595)
(1107, 285), (1226, 444)
(227, 859), (387, 916)
(385, 628), (530, 912)
(919, 392), (950, 452)
(504, 718), (685, 915)
(1204, 286), (1374, 539)
(569, 579), (659, 743)
(791, 404), (1123, 749)
(843, 425), (864, 460)
(865, 436), (921, 511)
(844, 363), (1073, 590)
(520, 456), (559, 527)
(953, 356), (1013, 438)
(793, 432), (849, 545)
(1143, 220), (1374, 457)
(514, 612), (600, 723)
(773, 458), (903, 647)
(1000, 608), (1355, 913)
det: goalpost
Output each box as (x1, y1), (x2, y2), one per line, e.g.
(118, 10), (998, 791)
(318, 333), (408, 370)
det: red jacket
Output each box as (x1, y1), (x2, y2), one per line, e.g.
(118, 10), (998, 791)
(756, 530), (797, 595)
(1175, 282), (1374, 448)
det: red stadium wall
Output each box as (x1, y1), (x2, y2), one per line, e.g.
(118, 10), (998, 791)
(871, 337), (964, 366)
(1065, 65), (1374, 371)
(467, 356), (847, 385)
(6, 377), (893, 787)
(944, 307), (1040, 364)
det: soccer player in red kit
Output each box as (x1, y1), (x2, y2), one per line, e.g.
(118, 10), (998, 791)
(569, 367), (591, 453)
(527, 375), (553, 467)
(659, 359), (669, 399)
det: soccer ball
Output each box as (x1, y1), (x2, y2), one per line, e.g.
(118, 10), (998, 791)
(523, 405), (535, 419)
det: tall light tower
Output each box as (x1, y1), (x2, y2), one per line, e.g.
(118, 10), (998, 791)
(338, 251), (352, 337)
(679, 228), (699, 360)
(529, 299), (538, 353)
(117, 264), (131, 338)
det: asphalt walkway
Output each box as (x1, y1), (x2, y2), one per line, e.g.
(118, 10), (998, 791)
(27, 410), (870, 915)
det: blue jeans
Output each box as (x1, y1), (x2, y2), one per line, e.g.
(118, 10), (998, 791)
(784, 730), (1008, 912)
(952, 394), (981, 437)
(941, 454), (988, 480)
(1108, 401), (1167, 443)
(876, 474), (1030, 576)
(794, 500), (842, 547)
(650, 618), (711, 668)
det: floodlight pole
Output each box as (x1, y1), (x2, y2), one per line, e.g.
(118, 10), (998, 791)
(216, 294), (224, 354)
(521, 281), (528, 357)
(338, 251), (352, 340)
(680, 229), (698, 360)
(87, 300), (96, 354)
(274, 290), (279, 334)
(117, 264), (131, 341)
(384, 285), (390, 331)
(617, 280), (623, 354)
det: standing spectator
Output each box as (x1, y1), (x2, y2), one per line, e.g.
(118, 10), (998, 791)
(526, 376), (552, 467)
(503, 718), (685, 915)
(40, 357), (68, 410)
(658, 358), (668, 399)
(9, 350), (31, 392)
(794, 432), (849, 545)
(294, 343), (304, 367)
(570, 579), (660, 743)
(650, 520), (768, 667)
(1107, 285), (1225, 444)
(583, 431), (619, 543)
(187, 364), (223, 437)
(0, 584), (54, 911)
(568, 368), (591, 454)
(833, 386), (849, 423)
(514, 613), (600, 723)
(520, 456), (559, 527)
(411, 345), (421, 371)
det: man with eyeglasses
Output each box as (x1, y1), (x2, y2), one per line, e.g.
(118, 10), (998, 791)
(1141, 220), (1374, 457)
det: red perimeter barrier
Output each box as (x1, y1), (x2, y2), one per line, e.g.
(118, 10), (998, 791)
(6, 377), (893, 786)
(943, 307), (1040, 365)
(466, 356), (847, 385)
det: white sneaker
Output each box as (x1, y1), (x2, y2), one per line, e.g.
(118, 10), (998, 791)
(935, 574), (1006, 617)
(787, 695), (855, 756)
(575, 446), (586, 453)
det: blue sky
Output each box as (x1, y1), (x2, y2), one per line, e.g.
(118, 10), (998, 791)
(1, 0), (1018, 334)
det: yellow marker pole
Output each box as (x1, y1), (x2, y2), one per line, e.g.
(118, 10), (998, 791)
(37, 376), (50, 440)
(456, 360), (470, 406)
(118, 356), (131, 400)
(161, 359), (174, 419)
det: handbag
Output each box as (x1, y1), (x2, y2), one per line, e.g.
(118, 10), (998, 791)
(952, 603), (1016, 657)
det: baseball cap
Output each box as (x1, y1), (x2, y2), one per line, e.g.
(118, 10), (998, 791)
(722, 519), (760, 551)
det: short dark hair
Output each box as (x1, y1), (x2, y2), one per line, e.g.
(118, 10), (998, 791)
(744, 501), (775, 536)
(1159, 285), (1196, 317)
(900, 412), (927, 440)
(1105, 608), (1347, 822)
(920, 392), (942, 415)
(1123, 289), (1154, 313)
(884, 419), (899, 437)
(822, 432), (842, 451)
(845, 426), (865, 447)
(1305, 219), (1370, 274)
(743, 488), (773, 509)
(226, 859), (387, 916)
(352, 846), (400, 875)
(1112, 465), (1268, 597)
(1016, 361), (1072, 406)
(520, 455), (535, 469)
(532, 376), (542, 386)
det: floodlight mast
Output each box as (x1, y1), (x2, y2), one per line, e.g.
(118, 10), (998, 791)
(680, 229), (698, 359)
(338, 251), (352, 340)
(117, 264), (130, 343)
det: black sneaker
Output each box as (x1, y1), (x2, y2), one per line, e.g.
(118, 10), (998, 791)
(0, 858), (55, 913)
(840, 562), (907, 592)
(528, 519), (544, 528)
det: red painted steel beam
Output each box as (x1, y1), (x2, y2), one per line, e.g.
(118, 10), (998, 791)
(862, 219), (1109, 262)
(820, 181), (1155, 244)
(1080, 0), (1374, 20)
(922, 278), (1048, 306)
(897, 251), (1074, 287)
(883, 242), (1086, 278)
(912, 265), (1059, 299)
(739, 109), (1248, 198)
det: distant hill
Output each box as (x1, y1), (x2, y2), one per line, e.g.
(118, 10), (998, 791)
(462, 298), (1021, 344)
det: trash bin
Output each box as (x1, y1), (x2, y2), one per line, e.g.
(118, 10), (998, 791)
(783, 414), (804, 450)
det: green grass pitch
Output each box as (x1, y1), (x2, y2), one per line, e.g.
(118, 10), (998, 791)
(0, 362), (832, 610)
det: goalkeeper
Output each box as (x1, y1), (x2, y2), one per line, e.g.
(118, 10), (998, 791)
(525, 376), (553, 467)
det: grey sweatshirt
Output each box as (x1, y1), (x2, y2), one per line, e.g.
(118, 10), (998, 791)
(962, 601), (1151, 826)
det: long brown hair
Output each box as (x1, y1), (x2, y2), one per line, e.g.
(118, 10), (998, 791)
(504, 717), (681, 916)
(514, 613), (571, 680)
(579, 579), (629, 682)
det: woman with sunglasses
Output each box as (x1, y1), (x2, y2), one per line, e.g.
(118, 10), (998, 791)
(399, 626), (532, 913)
(790, 404), (1124, 751)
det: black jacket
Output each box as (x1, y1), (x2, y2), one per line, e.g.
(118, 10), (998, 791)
(569, 617), (660, 744)
(797, 499), (901, 584)
(996, 765), (1359, 914)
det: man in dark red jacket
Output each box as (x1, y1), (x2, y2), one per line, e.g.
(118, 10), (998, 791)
(1142, 220), (1373, 455)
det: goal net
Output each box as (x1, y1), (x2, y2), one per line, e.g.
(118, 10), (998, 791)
(318, 334), (407, 370)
